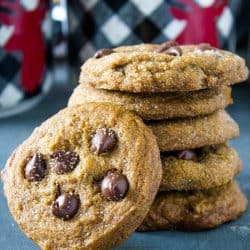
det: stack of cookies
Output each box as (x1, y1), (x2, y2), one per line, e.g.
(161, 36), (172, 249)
(69, 41), (249, 231)
(2, 41), (249, 250)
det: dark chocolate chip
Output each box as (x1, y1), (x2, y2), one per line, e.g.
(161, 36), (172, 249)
(196, 43), (214, 51)
(91, 128), (117, 155)
(101, 170), (129, 201)
(94, 48), (114, 58)
(155, 40), (178, 53)
(51, 150), (80, 174)
(177, 150), (197, 161)
(155, 40), (182, 56)
(52, 193), (80, 220)
(24, 154), (47, 182)
(164, 46), (182, 56)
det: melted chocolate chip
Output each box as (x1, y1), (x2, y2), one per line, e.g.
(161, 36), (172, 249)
(155, 40), (182, 56)
(91, 128), (117, 155)
(94, 48), (114, 58)
(177, 150), (197, 161)
(51, 150), (80, 174)
(52, 193), (80, 220)
(164, 46), (182, 56)
(155, 40), (178, 53)
(196, 43), (214, 51)
(101, 170), (129, 201)
(24, 154), (47, 182)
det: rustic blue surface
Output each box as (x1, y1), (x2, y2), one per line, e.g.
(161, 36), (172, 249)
(0, 83), (249, 250)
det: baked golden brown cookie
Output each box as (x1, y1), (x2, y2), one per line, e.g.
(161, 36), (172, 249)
(138, 181), (247, 231)
(68, 84), (232, 120)
(149, 110), (239, 152)
(160, 144), (241, 191)
(80, 42), (248, 93)
(1, 103), (162, 250)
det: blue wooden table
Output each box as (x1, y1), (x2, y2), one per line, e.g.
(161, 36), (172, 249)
(0, 82), (249, 250)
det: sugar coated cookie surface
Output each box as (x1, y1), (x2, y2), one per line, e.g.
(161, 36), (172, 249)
(1, 103), (162, 250)
(149, 110), (239, 152)
(69, 84), (232, 120)
(80, 42), (248, 93)
(138, 181), (247, 231)
(160, 144), (241, 191)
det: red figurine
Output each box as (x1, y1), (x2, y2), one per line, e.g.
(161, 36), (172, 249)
(169, 0), (227, 47)
(0, 0), (48, 93)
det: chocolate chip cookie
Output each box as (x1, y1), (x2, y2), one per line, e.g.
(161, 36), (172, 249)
(80, 42), (248, 93)
(1, 103), (162, 250)
(138, 181), (247, 231)
(160, 144), (241, 191)
(68, 84), (232, 120)
(149, 110), (239, 152)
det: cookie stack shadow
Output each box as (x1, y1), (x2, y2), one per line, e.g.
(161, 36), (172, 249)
(69, 42), (249, 231)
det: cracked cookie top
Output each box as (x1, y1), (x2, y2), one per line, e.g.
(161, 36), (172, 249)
(80, 42), (248, 93)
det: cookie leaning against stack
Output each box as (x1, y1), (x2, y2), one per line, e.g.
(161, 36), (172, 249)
(1, 103), (162, 249)
(69, 41), (249, 231)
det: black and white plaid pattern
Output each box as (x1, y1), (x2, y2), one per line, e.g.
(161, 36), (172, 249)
(68, 0), (172, 62)
(0, 49), (24, 107)
(0, 10), (51, 110)
(68, 0), (235, 64)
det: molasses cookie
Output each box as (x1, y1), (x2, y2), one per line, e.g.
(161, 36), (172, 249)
(80, 42), (248, 93)
(68, 84), (232, 120)
(160, 144), (241, 191)
(1, 103), (162, 250)
(149, 110), (239, 152)
(138, 181), (247, 231)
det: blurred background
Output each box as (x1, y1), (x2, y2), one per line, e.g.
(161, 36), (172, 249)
(0, 0), (249, 118)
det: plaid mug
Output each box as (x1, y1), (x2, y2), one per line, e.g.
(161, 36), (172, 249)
(0, 0), (52, 118)
(67, 0), (239, 74)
